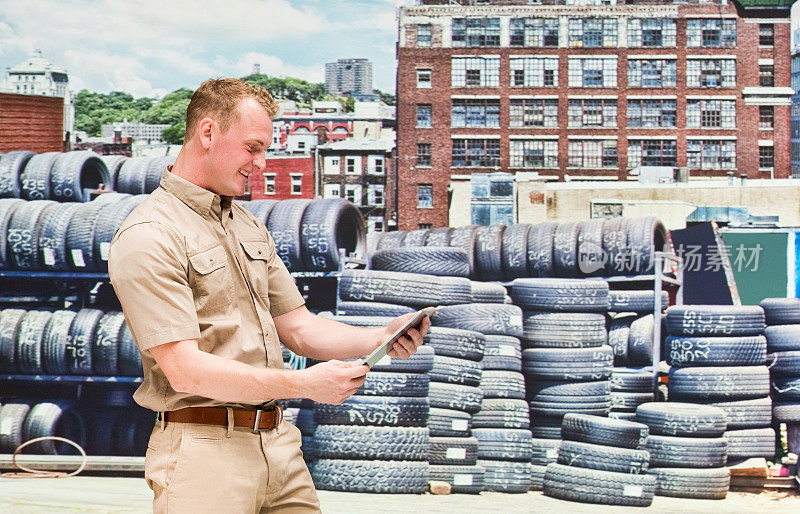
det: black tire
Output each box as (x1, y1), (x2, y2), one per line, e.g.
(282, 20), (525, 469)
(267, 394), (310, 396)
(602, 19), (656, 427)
(376, 231), (406, 251)
(480, 371), (525, 400)
(424, 327), (485, 362)
(724, 428), (775, 460)
(144, 155), (174, 194)
(296, 408), (317, 436)
(647, 435), (728, 468)
(0, 150), (34, 198)
(100, 155), (128, 189)
(0, 199), (25, 268)
(501, 223), (531, 281)
(552, 222), (579, 278)
(479, 460), (531, 493)
(313, 395), (428, 427)
(50, 151), (110, 202)
(300, 198), (365, 272)
(609, 411), (638, 421)
(627, 314), (654, 367)
(557, 440), (649, 474)
(521, 312), (607, 349)
(610, 367), (655, 392)
(425, 227), (453, 247)
(66, 309), (104, 375)
(665, 305), (766, 337)
(336, 301), (415, 317)
(635, 402), (726, 437)
(312, 459), (428, 494)
(648, 467), (730, 499)
(560, 412), (649, 450)
(429, 464), (485, 494)
(625, 217), (667, 275)
(21, 401), (86, 455)
(339, 269), (459, 308)
(666, 335), (767, 367)
(576, 219), (606, 277)
(15, 310), (51, 374)
(530, 418), (564, 440)
(764, 325), (800, 352)
(475, 225), (505, 281)
(609, 290), (669, 313)
(428, 382), (483, 414)
(431, 303), (523, 337)
(482, 335), (522, 372)
(543, 462), (655, 507)
(65, 199), (108, 271)
(38, 202), (81, 271)
(608, 314), (636, 366)
(759, 298), (800, 325)
(0, 309), (26, 373)
(429, 355), (482, 387)
(529, 399), (611, 420)
(118, 322), (142, 377)
(530, 464), (548, 491)
(668, 366), (770, 401)
(313, 425), (429, 461)
(403, 229), (429, 248)
(473, 428), (532, 461)
(115, 156), (153, 194)
(439, 277), (473, 305)
(368, 344), (435, 373)
(527, 222), (557, 278)
(610, 392), (654, 412)
(449, 225), (479, 278)
(522, 346), (613, 382)
(93, 312), (126, 376)
(429, 436), (479, 465)
(527, 380), (610, 402)
(511, 278), (610, 313)
(0, 403), (31, 452)
(21, 152), (59, 200)
(768, 350), (800, 377)
(241, 199), (279, 226)
(472, 398), (529, 429)
(530, 438), (560, 466)
(8, 200), (58, 270)
(267, 199), (312, 271)
(773, 377), (800, 401)
(703, 397), (772, 429)
(602, 218), (629, 276)
(773, 402), (800, 422)
(357, 372), (429, 397)
(427, 407), (471, 437)
(372, 247), (469, 277)
(42, 310), (76, 375)
(93, 195), (147, 271)
(470, 281), (506, 304)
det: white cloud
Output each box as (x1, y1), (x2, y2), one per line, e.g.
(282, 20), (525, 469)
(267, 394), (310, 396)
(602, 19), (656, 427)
(216, 52), (324, 83)
(62, 50), (155, 97)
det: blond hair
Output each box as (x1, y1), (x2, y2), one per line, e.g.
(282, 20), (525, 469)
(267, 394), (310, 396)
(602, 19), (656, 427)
(184, 78), (279, 140)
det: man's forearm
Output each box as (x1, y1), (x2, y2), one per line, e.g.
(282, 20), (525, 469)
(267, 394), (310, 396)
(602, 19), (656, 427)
(280, 312), (384, 361)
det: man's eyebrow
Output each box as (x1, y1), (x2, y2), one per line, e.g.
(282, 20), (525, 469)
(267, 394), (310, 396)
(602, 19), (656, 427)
(246, 139), (266, 147)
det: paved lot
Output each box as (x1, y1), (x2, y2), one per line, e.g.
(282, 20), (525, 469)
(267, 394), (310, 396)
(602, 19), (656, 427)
(0, 476), (798, 513)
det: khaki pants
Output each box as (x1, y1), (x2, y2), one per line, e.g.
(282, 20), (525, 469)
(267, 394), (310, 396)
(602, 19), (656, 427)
(145, 418), (320, 513)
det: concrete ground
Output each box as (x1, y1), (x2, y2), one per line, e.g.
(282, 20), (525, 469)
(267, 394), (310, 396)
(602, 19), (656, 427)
(0, 477), (797, 513)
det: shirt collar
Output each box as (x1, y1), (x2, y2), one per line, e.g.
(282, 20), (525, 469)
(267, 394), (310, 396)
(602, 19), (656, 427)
(160, 167), (232, 221)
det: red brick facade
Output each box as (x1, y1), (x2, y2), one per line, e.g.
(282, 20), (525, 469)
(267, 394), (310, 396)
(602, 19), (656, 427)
(0, 93), (63, 153)
(247, 154), (314, 200)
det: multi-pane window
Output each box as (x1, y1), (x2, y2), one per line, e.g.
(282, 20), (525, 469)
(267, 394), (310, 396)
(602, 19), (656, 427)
(368, 184), (385, 207)
(568, 18), (617, 47)
(568, 99), (617, 128)
(686, 100), (736, 128)
(510, 17), (559, 47)
(760, 106), (774, 129)
(264, 173), (276, 194)
(510, 57), (558, 87)
(417, 24), (432, 47)
(417, 104), (432, 128)
(627, 99), (677, 128)
(627, 18), (676, 47)
(368, 156), (385, 174)
(569, 58), (617, 87)
(417, 69), (432, 88)
(627, 139), (677, 167)
(687, 140), (736, 169)
(568, 140), (618, 168)
(346, 157), (360, 174)
(418, 184), (433, 208)
(345, 184), (362, 205)
(760, 65), (775, 87)
(452, 139), (501, 167)
(452, 18), (500, 47)
(510, 99), (558, 128)
(686, 19), (736, 47)
(759, 24), (774, 46)
(628, 59), (677, 88)
(452, 57), (500, 87)
(417, 143), (431, 167)
(451, 99), (500, 128)
(686, 59), (736, 88)
(759, 146), (774, 168)
(509, 140), (558, 168)
(290, 174), (302, 195)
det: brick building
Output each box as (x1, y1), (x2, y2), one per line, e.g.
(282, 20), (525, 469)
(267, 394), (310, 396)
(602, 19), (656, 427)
(791, 49), (800, 177)
(245, 153), (314, 201)
(0, 93), (64, 153)
(396, 0), (793, 230)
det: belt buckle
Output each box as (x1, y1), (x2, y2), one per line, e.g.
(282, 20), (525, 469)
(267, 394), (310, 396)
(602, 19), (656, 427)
(252, 409), (263, 433)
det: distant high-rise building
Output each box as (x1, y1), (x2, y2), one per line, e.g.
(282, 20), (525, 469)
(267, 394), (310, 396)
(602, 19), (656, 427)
(325, 58), (373, 96)
(253, 63), (261, 75)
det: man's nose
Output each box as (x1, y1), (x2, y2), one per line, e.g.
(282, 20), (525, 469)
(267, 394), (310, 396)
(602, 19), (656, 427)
(254, 152), (266, 170)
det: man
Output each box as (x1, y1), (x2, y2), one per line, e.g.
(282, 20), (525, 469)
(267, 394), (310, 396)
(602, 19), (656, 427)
(108, 78), (429, 513)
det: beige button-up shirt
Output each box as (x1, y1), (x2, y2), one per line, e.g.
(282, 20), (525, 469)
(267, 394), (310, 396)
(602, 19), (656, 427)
(109, 169), (304, 412)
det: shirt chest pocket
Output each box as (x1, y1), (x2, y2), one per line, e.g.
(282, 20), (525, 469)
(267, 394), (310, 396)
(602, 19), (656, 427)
(240, 240), (270, 301)
(188, 245), (233, 311)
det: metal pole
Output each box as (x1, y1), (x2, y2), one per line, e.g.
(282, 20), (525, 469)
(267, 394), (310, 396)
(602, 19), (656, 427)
(653, 253), (663, 389)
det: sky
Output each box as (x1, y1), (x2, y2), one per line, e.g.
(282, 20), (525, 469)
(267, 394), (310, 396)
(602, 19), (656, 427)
(0, 0), (410, 98)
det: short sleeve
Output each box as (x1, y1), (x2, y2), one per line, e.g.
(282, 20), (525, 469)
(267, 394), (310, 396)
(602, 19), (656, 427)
(109, 221), (201, 350)
(263, 231), (305, 317)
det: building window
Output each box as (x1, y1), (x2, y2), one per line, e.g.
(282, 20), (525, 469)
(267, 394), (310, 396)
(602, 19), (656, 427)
(759, 106), (774, 130)
(368, 155), (385, 174)
(323, 183), (340, 198)
(417, 24), (432, 47)
(687, 140), (736, 169)
(628, 59), (676, 88)
(569, 58), (617, 88)
(509, 17), (559, 47)
(451, 99), (500, 128)
(686, 100), (736, 128)
(568, 99), (617, 128)
(509, 139), (558, 168)
(510, 99), (558, 128)
(759, 24), (774, 46)
(451, 139), (500, 167)
(368, 216), (384, 232)
(759, 146), (774, 168)
(686, 19), (736, 48)
(759, 65), (775, 87)
(418, 223), (433, 229)
(417, 143), (431, 167)
(417, 104), (432, 128)
(686, 59), (736, 88)
(627, 140), (677, 168)
(627, 18), (676, 47)
(264, 173), (276, 194)
(290, 174), (303, 195)
(452, 18), (500, 47)
(345, 157), (360, 174)
(451, 57), (500, 87)
(368, 184), (385, 207)
(416, 69), (432, 88)
(510, 57), (558, 87)
(568, 140), (618, 168)
(627, 99), (677, 128)
(418, 184), (433, 208)
(323, 156), (340, 175)
(345, 184), (362, 205)
(568, 18), (617, 48)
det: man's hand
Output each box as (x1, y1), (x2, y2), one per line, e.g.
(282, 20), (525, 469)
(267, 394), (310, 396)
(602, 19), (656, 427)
(298, 360), (367, 405)
(383, 309), (433, 360)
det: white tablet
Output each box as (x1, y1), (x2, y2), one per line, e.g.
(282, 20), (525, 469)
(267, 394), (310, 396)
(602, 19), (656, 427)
(363, 307), (435, 369)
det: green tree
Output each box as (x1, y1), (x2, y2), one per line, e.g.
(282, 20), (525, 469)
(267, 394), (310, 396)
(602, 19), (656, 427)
(374, 89), (396, 106)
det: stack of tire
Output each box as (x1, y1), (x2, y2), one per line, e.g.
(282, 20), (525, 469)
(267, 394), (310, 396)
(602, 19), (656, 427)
(543, 413), (655, 507)
(636, 402), (731, 500)
(512, 278), (613, 489)
(665, 305), (774, 463)
(111, 155), (175, 195)
(760, 298), (800, 428)
(0, 400), (86, 455)
(608, 368), (655, 421)
(0, 150), (111, 202)
(0, 308), (141, 378)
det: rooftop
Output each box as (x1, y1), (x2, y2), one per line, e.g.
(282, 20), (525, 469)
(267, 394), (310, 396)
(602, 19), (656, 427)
(317, 138), (394, 152)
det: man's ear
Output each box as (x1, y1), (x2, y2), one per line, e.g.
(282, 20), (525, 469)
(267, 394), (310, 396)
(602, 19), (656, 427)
(198, 117), (214, 149)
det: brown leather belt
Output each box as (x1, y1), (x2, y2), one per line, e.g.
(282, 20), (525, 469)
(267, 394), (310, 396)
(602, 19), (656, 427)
(163, 406), (282, 432)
